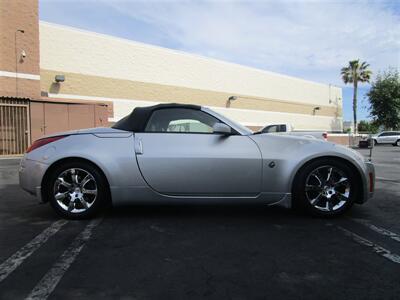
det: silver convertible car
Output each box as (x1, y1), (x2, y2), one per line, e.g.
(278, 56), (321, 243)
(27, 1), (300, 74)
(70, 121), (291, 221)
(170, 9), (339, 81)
(19, 103), (375, 219)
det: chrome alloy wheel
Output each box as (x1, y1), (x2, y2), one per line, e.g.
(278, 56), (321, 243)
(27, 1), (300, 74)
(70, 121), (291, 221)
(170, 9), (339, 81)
(305, 165), (351, 212)
(53, 168), (98, 213)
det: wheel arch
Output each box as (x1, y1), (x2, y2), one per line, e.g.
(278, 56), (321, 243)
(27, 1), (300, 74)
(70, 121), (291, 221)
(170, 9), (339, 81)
(40, 157), (111, 203)
(290, 155), (364, 204)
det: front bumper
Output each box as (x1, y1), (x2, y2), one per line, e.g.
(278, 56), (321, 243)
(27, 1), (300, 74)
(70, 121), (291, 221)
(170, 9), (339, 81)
(364, 161), (375, 202)
(19, 156), (49, 202)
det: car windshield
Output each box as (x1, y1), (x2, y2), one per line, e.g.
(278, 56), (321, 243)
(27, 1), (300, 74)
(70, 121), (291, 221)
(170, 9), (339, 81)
(233, 121), (254, 135)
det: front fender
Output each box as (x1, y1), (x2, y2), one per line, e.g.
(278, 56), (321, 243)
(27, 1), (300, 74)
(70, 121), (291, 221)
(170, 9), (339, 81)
(250, 134), (371, 202)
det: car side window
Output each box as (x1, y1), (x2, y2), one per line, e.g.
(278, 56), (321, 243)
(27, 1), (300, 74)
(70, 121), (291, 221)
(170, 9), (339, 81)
(145, 108), (220, 133)
(263, 125), (278, 133)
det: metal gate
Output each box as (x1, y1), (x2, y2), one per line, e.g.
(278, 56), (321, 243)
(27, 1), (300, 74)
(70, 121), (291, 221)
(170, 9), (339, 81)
(0, 98), (30, 156)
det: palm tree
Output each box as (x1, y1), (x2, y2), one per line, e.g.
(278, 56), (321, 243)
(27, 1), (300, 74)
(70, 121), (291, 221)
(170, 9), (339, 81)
(341, 60), (372, 134)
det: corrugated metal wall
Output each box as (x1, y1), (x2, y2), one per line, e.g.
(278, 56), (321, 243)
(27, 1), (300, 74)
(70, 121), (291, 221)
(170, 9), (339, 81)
(0, 99), (109, 156)
(30, 102), (109, 142)
(0, 98), (30, 156)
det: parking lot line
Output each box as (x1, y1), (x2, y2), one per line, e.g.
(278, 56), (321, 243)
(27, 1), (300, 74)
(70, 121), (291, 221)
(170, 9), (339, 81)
(375, 176), (400, 183)
(336, 225), (400, 264)
(25, 218), (103, 300)
(0, 220), (68, 283)
(351, 218), (400, 243)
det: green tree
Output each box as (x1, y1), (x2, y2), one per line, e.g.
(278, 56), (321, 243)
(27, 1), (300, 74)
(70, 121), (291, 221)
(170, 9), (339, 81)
(357, 120), (379, 133)
(367, 69), (400, 130)
(341, 60), (372, 133)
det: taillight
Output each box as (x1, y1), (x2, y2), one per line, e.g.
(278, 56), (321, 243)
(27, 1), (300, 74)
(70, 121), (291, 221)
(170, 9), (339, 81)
(26, 136), (68, 153)
(322, 132), (328, 141)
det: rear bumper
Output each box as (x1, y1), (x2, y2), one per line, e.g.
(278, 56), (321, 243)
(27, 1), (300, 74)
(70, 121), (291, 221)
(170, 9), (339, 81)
(19, 156), (48, 202)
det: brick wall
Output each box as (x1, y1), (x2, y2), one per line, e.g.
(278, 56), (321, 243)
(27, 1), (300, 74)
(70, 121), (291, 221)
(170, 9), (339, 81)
(0, 0), (40, 99)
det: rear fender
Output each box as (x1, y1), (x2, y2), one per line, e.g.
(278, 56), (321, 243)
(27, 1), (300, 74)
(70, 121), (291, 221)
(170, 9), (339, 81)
(26, 133), (147, 203)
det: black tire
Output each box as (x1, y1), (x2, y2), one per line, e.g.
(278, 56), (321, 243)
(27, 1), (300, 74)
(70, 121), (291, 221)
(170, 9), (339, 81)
(292, 158), (358, 217)
(374, 139), (378, 146)
(394, 140), (400, 147)
(44, 160), (109, 219)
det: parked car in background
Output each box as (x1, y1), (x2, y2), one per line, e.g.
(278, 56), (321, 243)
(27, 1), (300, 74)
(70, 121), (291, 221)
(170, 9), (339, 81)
(259, 123), (328, 141)
(372, 131), (400, 146)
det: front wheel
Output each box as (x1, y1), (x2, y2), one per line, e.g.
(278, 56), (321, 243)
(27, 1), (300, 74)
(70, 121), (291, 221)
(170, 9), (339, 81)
(45, 161), (108, 219)
(293, 159), (358, 217)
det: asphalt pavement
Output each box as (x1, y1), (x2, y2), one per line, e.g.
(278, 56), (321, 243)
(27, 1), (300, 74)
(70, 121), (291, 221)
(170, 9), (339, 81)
(0, 145), (399, 300)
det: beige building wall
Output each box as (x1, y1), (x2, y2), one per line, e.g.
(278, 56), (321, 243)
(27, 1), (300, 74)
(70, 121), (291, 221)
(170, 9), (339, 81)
(39, 21), (343, 131)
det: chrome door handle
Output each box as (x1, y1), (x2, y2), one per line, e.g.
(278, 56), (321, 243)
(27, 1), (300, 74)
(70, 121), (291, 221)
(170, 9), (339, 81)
(135, 138), (143, 155)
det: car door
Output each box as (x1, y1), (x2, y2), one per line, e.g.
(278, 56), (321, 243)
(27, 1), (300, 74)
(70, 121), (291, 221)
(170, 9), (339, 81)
(134, 108), (262, 196)
(382, 132), (395, 144)
(377, 132), (388, 144)
(386, 132), (397, 143)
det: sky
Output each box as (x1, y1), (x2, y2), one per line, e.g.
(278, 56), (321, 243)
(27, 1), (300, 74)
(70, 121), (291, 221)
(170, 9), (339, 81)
(40, 0), (400, 121)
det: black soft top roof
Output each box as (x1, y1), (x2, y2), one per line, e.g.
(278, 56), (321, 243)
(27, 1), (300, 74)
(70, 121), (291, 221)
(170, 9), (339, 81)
(112, 103), (201, 132)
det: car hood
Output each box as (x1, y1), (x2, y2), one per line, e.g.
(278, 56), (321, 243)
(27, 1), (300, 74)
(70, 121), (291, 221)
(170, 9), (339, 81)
(251, 133), (367, 165)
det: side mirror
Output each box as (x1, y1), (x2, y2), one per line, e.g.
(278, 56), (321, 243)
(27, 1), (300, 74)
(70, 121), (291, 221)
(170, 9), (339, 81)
(213, 123), (232, 135)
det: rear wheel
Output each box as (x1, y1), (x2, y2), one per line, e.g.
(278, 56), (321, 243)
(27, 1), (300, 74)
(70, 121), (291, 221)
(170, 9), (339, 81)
(45, 161), (108, 219)
(393, 140), (400, 147)
(293, 159), (358, 217)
